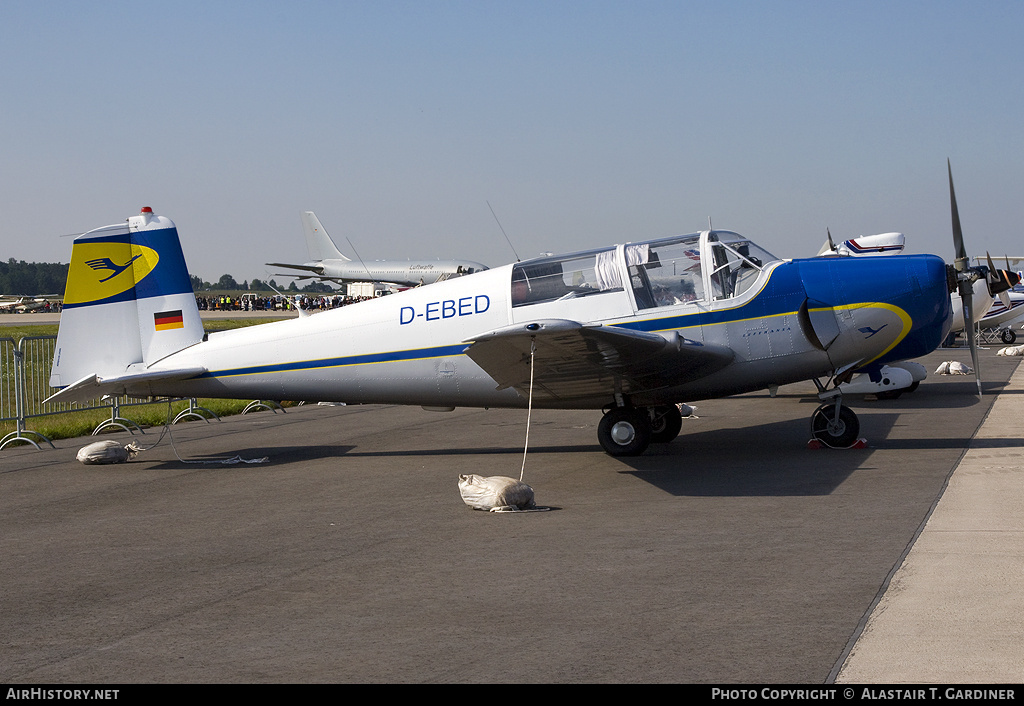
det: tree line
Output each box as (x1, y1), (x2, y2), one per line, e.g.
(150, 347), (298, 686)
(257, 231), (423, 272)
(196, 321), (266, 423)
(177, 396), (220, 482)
(0, 259), (68, 296)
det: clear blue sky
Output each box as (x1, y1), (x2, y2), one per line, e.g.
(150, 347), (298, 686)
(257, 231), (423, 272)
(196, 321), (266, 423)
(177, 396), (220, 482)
(2, 1), (1022, 284)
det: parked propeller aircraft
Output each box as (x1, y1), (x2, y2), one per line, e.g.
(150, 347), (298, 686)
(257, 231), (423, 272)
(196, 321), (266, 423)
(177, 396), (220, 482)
(267, 211), (488, 288)
(962, 256), (1024, 340)
(975, 286), (1024, 340)
(0, 295), (60, 313)
(0, 297), (31, 312)
(817, 230), (906, 257)
(48, 170), (986, 456)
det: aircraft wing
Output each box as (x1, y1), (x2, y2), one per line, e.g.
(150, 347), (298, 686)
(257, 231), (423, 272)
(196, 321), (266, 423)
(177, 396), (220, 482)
(464, 319), (734, 403)
(44, 367), (207, 405)
(267, 262), (376, 285)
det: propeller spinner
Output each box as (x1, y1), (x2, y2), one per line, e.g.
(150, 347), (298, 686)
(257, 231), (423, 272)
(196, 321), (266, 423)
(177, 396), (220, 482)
(986, 252), (1020, 308)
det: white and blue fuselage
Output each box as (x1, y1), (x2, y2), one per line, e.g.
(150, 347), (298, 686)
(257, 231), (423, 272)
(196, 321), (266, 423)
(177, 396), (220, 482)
(50, 217), (951, 414)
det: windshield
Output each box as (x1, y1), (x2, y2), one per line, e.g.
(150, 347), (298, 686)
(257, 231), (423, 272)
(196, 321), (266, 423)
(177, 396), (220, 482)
(708, 232), (778, 300)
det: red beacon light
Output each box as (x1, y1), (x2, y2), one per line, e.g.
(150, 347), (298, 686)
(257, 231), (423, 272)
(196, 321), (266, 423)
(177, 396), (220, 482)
(134, 206), (155, 226)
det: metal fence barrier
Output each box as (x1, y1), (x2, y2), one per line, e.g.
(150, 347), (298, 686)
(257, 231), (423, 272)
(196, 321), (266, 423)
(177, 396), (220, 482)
(0, 335), (223, 450)
(0, 337), (33, 447)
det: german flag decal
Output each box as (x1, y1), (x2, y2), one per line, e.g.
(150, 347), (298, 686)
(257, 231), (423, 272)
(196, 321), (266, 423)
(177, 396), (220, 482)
(154, 310), (184, 331)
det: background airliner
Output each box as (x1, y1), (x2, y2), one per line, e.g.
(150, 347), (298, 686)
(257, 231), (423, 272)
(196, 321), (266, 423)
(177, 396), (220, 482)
(267, 211), (488, 288)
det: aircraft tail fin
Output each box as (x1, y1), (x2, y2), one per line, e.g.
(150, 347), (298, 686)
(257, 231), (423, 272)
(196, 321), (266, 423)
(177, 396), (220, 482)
(50, 208), (205, 389)
(302, 211), (350, 262)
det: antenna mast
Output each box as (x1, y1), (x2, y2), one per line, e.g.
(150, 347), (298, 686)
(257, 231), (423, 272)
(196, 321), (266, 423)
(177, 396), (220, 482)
(487, 201), (521, 262)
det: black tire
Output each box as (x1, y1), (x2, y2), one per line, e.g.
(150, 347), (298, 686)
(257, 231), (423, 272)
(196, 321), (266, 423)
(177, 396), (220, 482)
(598, 408), (652, 456)
(649, 405), (683, 443)
(1001, 328), (1017, 344)
(810, 404), (860, 448)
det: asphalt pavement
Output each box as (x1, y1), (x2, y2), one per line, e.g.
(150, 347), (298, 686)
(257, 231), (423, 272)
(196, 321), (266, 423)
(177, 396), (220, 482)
(0, 348), (1019, 683)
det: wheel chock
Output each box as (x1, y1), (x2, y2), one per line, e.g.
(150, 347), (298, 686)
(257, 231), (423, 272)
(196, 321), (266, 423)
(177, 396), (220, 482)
(807, 437), (868, 450)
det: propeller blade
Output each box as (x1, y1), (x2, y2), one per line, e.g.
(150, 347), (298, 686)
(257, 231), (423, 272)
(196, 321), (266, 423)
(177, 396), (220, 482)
(816, 228), (838, 257)
(948, 160), (982, 396)
(1000, 291), (1012, 309)
(949, 159), (967, 267)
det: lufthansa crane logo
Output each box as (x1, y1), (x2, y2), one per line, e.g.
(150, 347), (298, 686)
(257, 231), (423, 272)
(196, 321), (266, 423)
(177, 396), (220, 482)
(64, 241), (160, 306)
(85, 254), (144, 282)
(858, 324), (888, 339)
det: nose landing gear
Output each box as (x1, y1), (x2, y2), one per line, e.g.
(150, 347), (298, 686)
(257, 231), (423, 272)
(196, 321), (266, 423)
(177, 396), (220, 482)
(810, 383), (861, 448)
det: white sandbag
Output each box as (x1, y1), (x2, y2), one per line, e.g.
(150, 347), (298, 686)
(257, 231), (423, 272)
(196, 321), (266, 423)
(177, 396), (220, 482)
(935, 361), (973, 375)
(458, 474), (536, 511)
(77, 440), (138, 465)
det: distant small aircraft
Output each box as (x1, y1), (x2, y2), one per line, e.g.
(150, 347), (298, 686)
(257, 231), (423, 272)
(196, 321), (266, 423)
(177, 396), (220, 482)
(817, 230), (906, 257)
(963, 256), (1024, 341)
(47, 169), (984, 456)
(974, 287), (1024, 342)
(0, 297), (28, 312)
(267, 211), (488, 288)
(0, 295), (60, 313)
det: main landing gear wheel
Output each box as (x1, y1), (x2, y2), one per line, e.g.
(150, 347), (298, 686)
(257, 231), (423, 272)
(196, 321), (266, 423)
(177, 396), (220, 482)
(649, 404), (683, 444)
(810, 403), (860, 448)
(1001, 328), (1017, 344)
(598, 407), (652, 456)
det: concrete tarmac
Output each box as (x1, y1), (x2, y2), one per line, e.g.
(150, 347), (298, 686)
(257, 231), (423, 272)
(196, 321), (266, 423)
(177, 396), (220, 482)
(0, 348), (1020, 683)
(836, 353), (1024, 684)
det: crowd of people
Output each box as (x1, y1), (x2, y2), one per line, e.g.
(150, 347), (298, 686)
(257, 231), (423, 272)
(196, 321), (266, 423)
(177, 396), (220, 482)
(195, 293), (381, 312)
(1, 294), (385, 315)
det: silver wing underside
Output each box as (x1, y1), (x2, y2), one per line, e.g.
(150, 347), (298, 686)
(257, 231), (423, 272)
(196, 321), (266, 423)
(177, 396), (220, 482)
(464, 319), (734, 404)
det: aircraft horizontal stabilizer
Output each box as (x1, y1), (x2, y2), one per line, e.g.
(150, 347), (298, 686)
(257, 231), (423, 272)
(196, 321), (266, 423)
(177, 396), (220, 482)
(44, 367), (207, 406)
(266, 262), (326, 275)
(465, 319), (734, 402)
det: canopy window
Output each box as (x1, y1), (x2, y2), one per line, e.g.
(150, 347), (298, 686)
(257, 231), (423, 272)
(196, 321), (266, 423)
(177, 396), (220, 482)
(628, 235), (705, 310)
(511, 247), (622, 308)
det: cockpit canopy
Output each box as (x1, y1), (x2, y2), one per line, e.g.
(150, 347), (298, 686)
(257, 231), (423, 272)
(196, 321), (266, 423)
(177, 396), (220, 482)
(511, 231), (779, 310)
